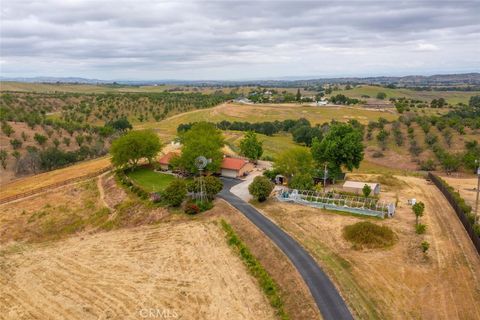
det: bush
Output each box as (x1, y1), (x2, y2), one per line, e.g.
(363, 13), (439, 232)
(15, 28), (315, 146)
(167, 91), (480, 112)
(289, 173), (314, 190)
(421, 241), (430, 253)
(249, 176), (274, 202)
(343, 221), (397, 249)
(187, 176), (223, 200)
(162, 179), (187, 207)
(415, 223), (427, 234)
(419, 159), (436, 171)
(184, 203), (200, 215)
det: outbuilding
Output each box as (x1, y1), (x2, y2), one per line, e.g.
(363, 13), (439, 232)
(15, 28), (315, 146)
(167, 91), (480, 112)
(220, 157), (254, 178)
(342, 181), (381, 195)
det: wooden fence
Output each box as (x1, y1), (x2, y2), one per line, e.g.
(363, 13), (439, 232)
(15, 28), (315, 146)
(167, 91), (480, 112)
(0, 166), (112, 205)
(428, 172), (480, 255)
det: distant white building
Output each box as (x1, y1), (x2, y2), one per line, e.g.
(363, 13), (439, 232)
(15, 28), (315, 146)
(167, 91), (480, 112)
(343, 181), (381, 195)
(316, 98), (328, 106)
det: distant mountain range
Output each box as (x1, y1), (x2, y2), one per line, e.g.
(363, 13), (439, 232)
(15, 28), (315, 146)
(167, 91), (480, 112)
(1, 73), (480, 87)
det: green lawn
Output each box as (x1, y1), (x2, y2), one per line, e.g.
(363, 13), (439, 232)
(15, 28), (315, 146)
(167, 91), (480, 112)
(126, 168), (175, 192)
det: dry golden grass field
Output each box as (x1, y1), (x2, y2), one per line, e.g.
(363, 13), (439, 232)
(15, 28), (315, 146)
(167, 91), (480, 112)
(256, 174), (480, 319)
(0, 177), (281, 320)
(0, 220), (276, 320)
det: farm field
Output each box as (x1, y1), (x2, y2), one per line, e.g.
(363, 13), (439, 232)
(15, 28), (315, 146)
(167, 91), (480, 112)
(126, 168), (175, 192)
(339, 85), (480, 105)
(0, 220), (276, 320)
(256, 174), (480, 319)
(0, 157), (111, 199)
(141, 102), (399, 140)
(440, 175), (479, 210)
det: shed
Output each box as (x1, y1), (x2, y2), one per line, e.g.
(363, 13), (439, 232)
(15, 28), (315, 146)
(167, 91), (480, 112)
(220, 157), (254, 178)
(342, 181), (381, 195)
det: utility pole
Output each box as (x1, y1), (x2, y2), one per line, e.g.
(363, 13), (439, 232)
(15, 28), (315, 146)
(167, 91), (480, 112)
(323, 163), (328, 192)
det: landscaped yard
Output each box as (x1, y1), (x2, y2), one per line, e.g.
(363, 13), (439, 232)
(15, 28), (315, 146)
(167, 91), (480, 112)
(126, 167), (175, 192)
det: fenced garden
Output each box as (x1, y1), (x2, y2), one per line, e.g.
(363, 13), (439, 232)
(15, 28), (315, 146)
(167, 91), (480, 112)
(277, 188), (395, 218)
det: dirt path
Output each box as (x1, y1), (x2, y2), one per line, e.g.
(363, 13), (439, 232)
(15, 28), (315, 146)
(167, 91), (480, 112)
(96, 172), (112, 211)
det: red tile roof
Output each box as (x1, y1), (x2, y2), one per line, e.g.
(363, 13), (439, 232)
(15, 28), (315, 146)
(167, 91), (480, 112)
(159, 151), (180, 165)
(221, 157), (249, 171)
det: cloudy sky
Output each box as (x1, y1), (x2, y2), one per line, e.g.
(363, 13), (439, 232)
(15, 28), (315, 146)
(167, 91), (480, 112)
(1, 0), (479, 80)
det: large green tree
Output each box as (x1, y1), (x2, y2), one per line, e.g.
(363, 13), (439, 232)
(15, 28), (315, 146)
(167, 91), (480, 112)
(311, 122), (364, 173)
(110, 129), (162, 169)
(176, 122), (225, 174)
(239, 131), (263, 161)
(274, 147), (314, 179)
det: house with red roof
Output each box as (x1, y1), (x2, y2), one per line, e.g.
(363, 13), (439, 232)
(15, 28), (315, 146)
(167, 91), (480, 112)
(220, 157), (254, 178)
(158, 151), (180, 171)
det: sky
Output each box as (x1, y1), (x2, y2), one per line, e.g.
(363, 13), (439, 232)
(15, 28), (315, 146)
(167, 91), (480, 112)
(1, 0), (479, 80)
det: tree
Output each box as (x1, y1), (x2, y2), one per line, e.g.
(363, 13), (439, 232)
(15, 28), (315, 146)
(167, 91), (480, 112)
(442, 128), (453, 147)
(34, 133), (47, 147)
(469, 95), (480, 109)
(296, 88), (301, 101)
(107, 118), (133, 132)
(239, 131), (263, 162)
(53, 138), (60, 148)
(412, 201), (425, 225)
(176, 122), (224, 174)
(362, 184), (372, 198)
(274, 147), (314, 179)
(110, 129), (162, 169)
(162, 179), (187, 207)
(376, 92), (387, 100)
(249, 176), (274, 202)
(376, 129), (390, 150)
(0, 149), (8, 169)
(1, 122), (14, 137)
(421, 241), (430, 254)
(311, 122), (364, 174)
(10, 139), (22, 150)
(187, 176), (223, 200)
(63, 137), (71, 146)
(76, 135), (84, 146)
(289, 173), (314, 190)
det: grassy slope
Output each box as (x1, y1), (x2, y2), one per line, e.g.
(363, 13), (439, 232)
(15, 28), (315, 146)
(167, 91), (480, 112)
(126, 168), (175, 192)
(339, 85), (479, 104)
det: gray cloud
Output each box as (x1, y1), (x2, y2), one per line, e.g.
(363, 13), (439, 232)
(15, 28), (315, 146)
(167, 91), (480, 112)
(1, 0), (479, 79)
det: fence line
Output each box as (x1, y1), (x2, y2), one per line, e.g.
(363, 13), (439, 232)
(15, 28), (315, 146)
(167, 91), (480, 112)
(0, 166), (112, 205)
(428, 173), (480, 255)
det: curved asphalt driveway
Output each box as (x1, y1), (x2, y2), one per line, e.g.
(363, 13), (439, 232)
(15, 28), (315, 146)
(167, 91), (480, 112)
(219, 178), (353, 320)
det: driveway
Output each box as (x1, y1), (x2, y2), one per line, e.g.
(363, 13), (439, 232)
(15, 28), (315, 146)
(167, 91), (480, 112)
(229, 160), (272, 202)
(219, 178), (353, 320)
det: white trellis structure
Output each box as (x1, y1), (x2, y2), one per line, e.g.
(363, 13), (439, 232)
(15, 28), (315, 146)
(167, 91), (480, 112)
(277, 188), (395, 218)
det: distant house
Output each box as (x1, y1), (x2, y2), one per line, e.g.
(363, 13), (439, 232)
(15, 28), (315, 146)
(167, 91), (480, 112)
(316, 98), (328, 106)
(220, 157), (254, 178)
(342, 181), (381, 195)
(158, 151), (180, 171)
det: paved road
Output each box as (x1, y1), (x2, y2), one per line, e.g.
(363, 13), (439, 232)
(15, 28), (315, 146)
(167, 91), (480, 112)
(219, 178), (353, 320)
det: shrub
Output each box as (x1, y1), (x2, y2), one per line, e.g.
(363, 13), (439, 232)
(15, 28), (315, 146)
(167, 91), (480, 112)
(249, 176), (274, 202)
(343, 221), (397, 249)
(421, 241), (430, 254)
(419, 159), (436, 171)
(362, 184), (372, 198)
(162, 179), (187, 207)
(415, 223), (427, 234)
(289, 173), (313, 190)
(184, 203), (200, 215)
(187, 176), (223, 200)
